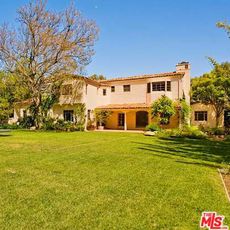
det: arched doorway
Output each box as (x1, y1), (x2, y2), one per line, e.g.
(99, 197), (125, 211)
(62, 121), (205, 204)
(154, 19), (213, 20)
(136, 111), (148, 128)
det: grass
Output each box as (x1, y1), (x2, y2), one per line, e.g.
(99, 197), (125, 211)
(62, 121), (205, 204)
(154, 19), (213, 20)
(0, 131), (229, 229)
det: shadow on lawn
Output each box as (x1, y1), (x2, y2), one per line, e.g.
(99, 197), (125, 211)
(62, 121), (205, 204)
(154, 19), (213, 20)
(135, 137), (230, 166)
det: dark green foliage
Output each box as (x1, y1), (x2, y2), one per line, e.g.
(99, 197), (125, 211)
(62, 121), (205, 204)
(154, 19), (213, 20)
(0, 123), (21, 129)
(41, 117), (56, 130)
(18, 116), (35, 128)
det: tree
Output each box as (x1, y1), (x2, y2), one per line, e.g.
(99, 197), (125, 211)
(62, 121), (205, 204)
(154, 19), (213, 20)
(0, 71), (29, 124)
(191, 62), (230, 127)
(178, 99), (190, 126)
(94, 109), (112, 127)
(151, 95), (176, 125)
(217, 21), (230, 38)
(0, 0), (99, 128)
(89, 74), (106, 80)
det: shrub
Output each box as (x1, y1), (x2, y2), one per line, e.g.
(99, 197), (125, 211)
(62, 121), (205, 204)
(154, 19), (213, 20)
(0, 123), (21, 129)
(180, 126), (207, 139)
(156, 126), (207, 139)
(145, 123), (160, 132)
(19, 116), (35, 128)
(210, 127), (225, 135)
(41, 117), (55, 130)
(54, 119), (67, 131)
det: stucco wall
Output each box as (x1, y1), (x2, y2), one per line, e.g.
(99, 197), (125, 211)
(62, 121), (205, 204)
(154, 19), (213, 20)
(105, 109), (179, 130)
(191, 103), (224, 128)
(109, 80), (147, 104)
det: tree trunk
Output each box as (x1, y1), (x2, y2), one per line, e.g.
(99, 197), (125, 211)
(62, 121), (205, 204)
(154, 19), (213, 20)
(215, 112), (221, 128)
(33, 94), (42, 129)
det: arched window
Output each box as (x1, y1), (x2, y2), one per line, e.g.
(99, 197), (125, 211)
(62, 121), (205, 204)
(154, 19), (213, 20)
(136, 111), (148, 128)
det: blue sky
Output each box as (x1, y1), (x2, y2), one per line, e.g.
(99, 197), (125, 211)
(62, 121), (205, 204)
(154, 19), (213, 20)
(0, 0), (230, 78)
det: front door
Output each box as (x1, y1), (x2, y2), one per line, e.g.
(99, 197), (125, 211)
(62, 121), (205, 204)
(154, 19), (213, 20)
(136, 111), (148, 128)
(224, 110), (230, 128)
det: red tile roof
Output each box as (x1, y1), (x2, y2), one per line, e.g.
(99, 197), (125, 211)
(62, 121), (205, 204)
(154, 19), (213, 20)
(97, 71), (184, 83)
(96, 103), (150, 110)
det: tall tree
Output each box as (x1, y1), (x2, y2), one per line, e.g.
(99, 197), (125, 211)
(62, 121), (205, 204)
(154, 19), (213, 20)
(191, 62), (230, 127)
(0, 0), (98, 127)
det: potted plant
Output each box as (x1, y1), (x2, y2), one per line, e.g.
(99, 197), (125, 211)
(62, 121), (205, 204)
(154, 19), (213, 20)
(94, 109), (112, 130)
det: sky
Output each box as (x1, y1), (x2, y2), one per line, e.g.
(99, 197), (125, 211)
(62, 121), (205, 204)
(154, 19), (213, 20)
(0, 0), (230, 79)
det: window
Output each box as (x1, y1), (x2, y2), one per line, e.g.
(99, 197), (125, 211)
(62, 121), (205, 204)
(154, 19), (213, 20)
(62, 84), (73, 95)
(103, 89), (106, 96)
(118, 113), (125, 126)
(9, 113), (14, 118)
(167, 81), (171, 91)
(195, 111), (207, 121)
(147, 83), (151, 93)
(111, 86), (115, 92)
(123, 85), (130, 92)
(64, 110), (74, 122)
(152, 81), (165, 91)
(23, 110), (27, 118)
(87, 109), (91, 120)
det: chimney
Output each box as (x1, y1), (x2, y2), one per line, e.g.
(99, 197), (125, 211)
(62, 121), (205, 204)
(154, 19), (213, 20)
(175, 61), (191, 105)
(176, 61), (190, 73)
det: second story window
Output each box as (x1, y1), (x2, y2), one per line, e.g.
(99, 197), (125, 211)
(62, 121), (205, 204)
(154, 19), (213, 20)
(103, 89), (107, 96)
(152, 81), (165, 91)
(167, 81), (171, 91)
(195, 111), (207, 121)
(62, 84), (73, 95)
(111, 86), (115, 92)
(123, 85), (130, 92)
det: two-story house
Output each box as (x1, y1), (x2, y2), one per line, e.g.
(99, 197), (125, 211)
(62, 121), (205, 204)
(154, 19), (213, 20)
(10, 62), (191, 130)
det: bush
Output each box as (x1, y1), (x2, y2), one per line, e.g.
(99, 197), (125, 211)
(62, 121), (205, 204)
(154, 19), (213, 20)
(53, 119), (67, 131)
(0, 123), (21, 129)
(41, 117), (55, 130)
(156, 126), (207, 139)
(210, 127), (225, 135)
(19, 116), (35, 128)
(145, 123), (160, 132)
(199, 126), (226, 136)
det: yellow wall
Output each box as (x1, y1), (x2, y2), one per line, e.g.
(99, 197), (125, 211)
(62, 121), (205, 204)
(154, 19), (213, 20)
(191, 103), (224, 128)
(105, 109), (179, 130)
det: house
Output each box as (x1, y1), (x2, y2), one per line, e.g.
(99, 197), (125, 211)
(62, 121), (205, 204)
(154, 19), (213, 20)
(191, 103), (230, 128)
(10, 62), (191, 130)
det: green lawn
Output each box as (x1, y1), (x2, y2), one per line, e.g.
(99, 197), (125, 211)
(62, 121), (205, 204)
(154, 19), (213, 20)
(0, 131), (229, 229)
